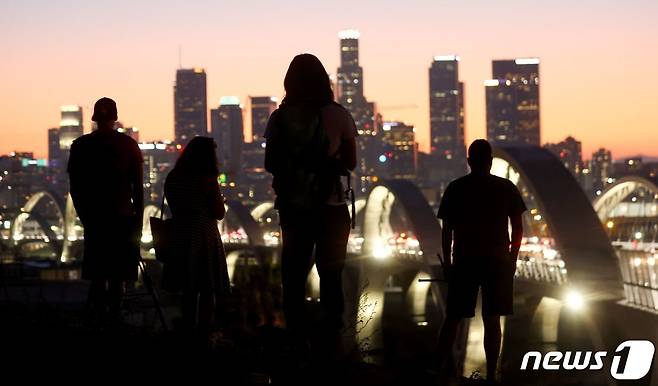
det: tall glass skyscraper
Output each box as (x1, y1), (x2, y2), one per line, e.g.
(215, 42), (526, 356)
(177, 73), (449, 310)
(59, 105), (83, 151)
(174, 68), (207, 145)
(428, 55), (466, 186)
(53, 105), (82, 197)
(250, 96), (277, 142)
(211, 96), (244, 181)
(336, 30), (378, 192)
(485, 58), (540, 146)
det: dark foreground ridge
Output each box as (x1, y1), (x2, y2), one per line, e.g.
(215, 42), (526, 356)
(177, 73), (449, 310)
(0, 278), (548, 386)
(0, 279), (402, 385)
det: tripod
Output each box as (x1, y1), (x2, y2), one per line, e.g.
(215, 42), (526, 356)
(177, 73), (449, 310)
(136, 256), (168, 332)
(417, 253), (450, 283)
(86, 257), (168, 332)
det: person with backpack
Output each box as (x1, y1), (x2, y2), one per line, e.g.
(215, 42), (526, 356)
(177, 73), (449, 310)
(264, 53), (357, 357)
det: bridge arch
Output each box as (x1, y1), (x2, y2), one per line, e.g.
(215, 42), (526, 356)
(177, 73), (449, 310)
(492, 146), (622, 299)
(11, 191), (64, 243)
(9, 191), (71, 260)
(355, 179), (445, 351)
(139, 204), (163, 245)
(592, 175), (658, 311)
(225, 200), (265, 248)
(250, 201), (275, 223)
(362, 179), (441, 262)
(593, 175), (658, 222)
(59, 194), (80, 262)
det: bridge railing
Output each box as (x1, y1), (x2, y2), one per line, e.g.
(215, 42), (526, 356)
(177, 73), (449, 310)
(514, 237), (567, 285)
(616, 249), (658, 312)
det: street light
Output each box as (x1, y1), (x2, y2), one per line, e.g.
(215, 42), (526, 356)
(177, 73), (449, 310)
(372, 238), (392, 260)
(564, 289), (585, 311)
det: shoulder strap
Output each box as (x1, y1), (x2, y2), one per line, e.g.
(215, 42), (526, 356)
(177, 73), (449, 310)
(159, 192), (166, 220)
(347, 175), (355, 229)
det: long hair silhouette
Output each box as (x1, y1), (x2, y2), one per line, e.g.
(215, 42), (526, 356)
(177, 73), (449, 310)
(282, 53), (334, 106)
(174, 136), (219, 176)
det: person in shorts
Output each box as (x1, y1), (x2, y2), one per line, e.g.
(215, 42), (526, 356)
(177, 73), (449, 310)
(435, 139), (526, 383)
(68, 97), (143, 325)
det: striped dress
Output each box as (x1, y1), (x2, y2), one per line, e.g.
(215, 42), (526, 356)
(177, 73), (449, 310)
(163, 169), (230, 295)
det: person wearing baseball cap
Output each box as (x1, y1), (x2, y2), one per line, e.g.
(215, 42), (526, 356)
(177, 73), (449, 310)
(91, 97), (118, 123)
(68, 97), (144, 327)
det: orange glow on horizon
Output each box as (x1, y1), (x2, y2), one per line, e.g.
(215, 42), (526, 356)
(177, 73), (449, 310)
(2, 1), (657, 160)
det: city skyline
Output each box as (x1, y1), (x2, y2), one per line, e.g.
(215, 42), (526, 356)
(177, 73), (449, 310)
(3, 0), (657, 159)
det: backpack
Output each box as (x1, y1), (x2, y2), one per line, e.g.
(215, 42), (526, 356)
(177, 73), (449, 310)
(269, 103), (350, 212)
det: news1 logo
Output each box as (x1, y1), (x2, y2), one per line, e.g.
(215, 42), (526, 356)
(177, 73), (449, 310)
(521, 340), (655, 380)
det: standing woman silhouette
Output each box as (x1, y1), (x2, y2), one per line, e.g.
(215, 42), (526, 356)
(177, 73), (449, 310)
(164, 137), (230, 341)
(264, 53), (357, 357)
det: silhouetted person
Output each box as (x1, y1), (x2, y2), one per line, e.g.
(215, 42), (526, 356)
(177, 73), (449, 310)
(67, 97), (144, 325)
(264, 54), (357, 357)
(436, 139), (526, 383)
(164, 137), (230, 341)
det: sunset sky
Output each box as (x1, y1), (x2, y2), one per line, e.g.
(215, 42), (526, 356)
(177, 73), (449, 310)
(2, 0), (657, 159)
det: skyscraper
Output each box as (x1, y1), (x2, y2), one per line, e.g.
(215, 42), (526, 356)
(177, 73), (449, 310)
(174, 68), (207, 145)
(428, 55), (467, 186)
(337, 29), (378, 192)
(380, 121), (417, 180)
(57, 105), (83, 196)
(138, 141), (178, 203)
(211, 97), (244, 181)
(337, 30), (364, 103)
(47, 128), (61, 169)
(59, 105), (83, 151)
(241, 96), (277, 201)
(590, 148), (613, 194)
(485, 58), (540, 146)
(544, 136), (584, 178)
(250, 96), (277, 142)
(47, 127), (64, 192)
(544, 136), (586, 191)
